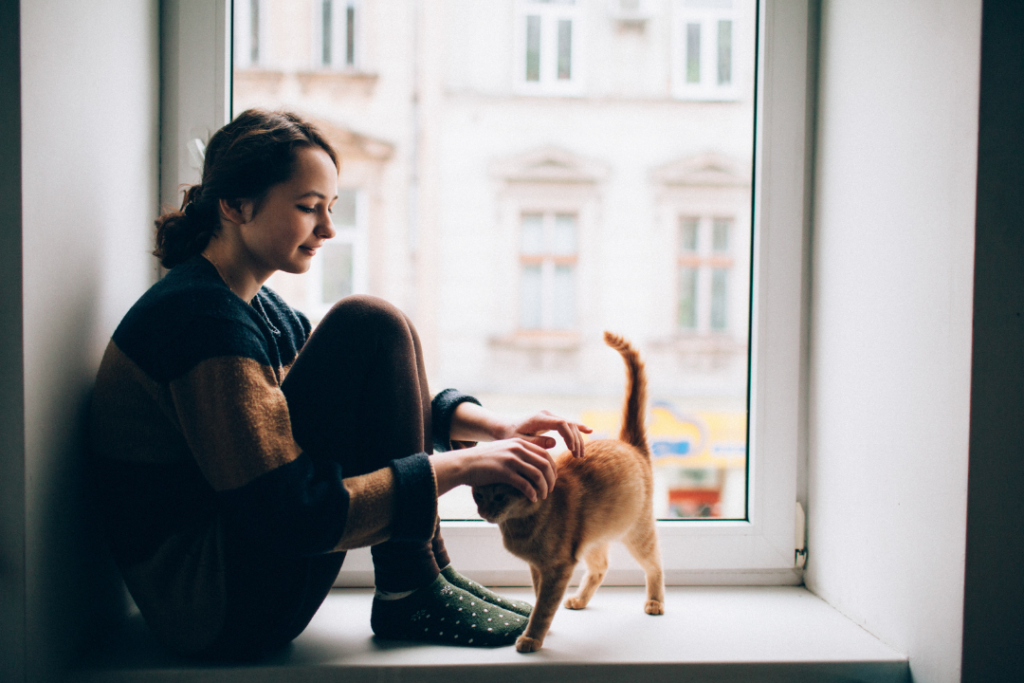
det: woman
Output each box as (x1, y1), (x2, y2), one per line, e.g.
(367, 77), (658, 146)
(90, 109), (590, 659)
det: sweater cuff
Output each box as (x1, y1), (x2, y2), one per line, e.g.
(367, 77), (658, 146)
(431, 388), (482, 453)
(388, 452), (437, 542)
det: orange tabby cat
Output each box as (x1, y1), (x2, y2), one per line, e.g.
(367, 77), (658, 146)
(472, 331), (665, 653)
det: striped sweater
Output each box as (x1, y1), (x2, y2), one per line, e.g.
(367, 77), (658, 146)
(89, 256), (457, 654)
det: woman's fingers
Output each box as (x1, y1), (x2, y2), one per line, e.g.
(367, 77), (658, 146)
(457, 438), (556, 501)
(507, 438), (556, 498)
(514, 410), (593, 459)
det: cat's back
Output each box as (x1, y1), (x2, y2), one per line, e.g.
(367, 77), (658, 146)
(554, 439), (653, 534)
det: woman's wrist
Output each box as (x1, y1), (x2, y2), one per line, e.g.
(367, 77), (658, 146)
(432, 450), (470, 497)
(449, 402), (512, 442)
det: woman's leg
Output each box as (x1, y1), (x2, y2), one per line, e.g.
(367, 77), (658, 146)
(281, 296), (528, 646)
(282, 295), (440, 592)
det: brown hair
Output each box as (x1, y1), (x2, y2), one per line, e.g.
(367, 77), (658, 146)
(154, 109), (339, 268)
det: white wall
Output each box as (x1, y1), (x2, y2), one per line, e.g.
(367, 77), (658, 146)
(11, 1), (160, 681)
(806, 2), (981, 682)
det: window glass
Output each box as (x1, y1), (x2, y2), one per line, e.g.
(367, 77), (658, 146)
(322, 243), (354, 302)
(557, 19), (572, 80)
(525, 15), (541, 82)
(520, 264), (543, 329)
(680, 217), (699, 251)
(345, 3), (356, 66)
(249, 0), (261, 64)
(712, 218), (730, 251)
(233, 0), (757, 522)
(675, 0), (739, 100)
(717, 20), (732, 85)
(332, 189), (355, 228)
(521, 213), (544, 253)
(686, 23), (701, 83)
(552, 213), (576, 254)
(678, 267), (698, 329)
(710, 268), (728, 330)
(321, 1), (333, 65)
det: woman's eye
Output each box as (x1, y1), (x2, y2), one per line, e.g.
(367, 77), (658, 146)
(298, 205), (316, 213)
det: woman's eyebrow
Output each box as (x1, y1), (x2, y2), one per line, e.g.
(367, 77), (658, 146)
(296, 190), (338, 201)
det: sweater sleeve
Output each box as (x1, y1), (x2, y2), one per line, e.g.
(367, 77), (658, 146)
(170, 354), (437, 555)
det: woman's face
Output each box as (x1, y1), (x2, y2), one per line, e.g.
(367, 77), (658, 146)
(237, 146), (339, 277)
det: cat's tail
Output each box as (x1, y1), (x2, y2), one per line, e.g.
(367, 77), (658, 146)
(603, 331), (649, 457)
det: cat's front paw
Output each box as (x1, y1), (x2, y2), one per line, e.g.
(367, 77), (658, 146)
(644, 599), (664, 615)
(515, 635), (544, 652)
(563, 596), (588, 610)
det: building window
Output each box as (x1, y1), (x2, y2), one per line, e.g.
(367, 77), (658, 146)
(519, 212), (577, 331)
(308, 188), (367, 315)
(234, 0), (266, 69)
(516, 0), (583, 95)
(673, 0), (739, 100)
(315, 0), (358, 70)
(677, 216), (734, 333)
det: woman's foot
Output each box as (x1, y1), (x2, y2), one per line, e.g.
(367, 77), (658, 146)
(440, 565), (533, 617)
(370, 575), (527, 646)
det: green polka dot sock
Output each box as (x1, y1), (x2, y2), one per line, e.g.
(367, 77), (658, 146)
(440, 565), (533, 617)
(370, 575), (528, 647)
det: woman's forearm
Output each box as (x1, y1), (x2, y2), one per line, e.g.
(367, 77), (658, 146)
(449, 402), (511, 442)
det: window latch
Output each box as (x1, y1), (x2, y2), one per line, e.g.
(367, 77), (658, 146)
(795, 502), (807, 569)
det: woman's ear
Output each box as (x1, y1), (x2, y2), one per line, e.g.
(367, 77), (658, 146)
(218, 197), (253, 226)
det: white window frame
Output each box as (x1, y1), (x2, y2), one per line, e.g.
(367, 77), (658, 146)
(166, 0), (811, 587)
(514, 0), (585, 96)
(312, 0), (360, 71)
(672, 0), (742, 101)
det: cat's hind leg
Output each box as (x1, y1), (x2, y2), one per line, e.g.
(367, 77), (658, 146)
(529, 564), (542, 599)
(564, 543), (609, 610)
(516, 563), (574, 653)
(624, 519), (665, 615)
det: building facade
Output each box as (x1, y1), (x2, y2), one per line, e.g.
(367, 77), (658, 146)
(233, 0), (756, 518)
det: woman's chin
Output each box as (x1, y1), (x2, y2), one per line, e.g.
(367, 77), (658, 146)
(281, 260), (313, 275)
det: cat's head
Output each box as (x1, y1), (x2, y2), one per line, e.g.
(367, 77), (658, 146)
(471, 483), (534, 523)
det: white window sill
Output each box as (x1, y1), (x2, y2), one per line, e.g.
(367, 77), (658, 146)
(72, 586), (907, 683)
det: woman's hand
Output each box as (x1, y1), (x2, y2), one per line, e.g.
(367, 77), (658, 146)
(450, 403), (593, 459)
(502, 410), (593, 460)
(432, 439), (557, 503)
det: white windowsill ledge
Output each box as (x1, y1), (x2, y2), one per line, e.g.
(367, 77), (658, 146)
(72, 586), (908, 683)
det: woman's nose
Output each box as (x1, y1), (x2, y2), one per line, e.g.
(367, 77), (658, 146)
(318, 210), (337, 239)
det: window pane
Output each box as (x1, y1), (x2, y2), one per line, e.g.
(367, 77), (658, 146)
(526, 15), (541, 82)
(686, 23), (701, 84)
(346, 4), (355, 66)
(233, 0), (757, 523)
(335, 189), (357, 227)
(557, 19), (572, 80)
(712, 218), (730, 251)
(552, 264), (574, 329)
(717, 20), (732, 85)
(322, 0), (332, 66)
(250, 0), (261, 64)
(520, 264), (543, 329)
(552, 213), (576, 254)
(678, 266), (698, 329)
(680, 217), (699, 251)
(322, 243), (354, 302)
(710, 267), (728, 330)
(521, 214), (544, 254)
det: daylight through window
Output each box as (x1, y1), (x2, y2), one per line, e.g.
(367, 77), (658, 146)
(232, 0), (757, 522)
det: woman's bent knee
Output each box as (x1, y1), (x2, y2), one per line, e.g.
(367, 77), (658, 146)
(319, 295), (411, 338)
